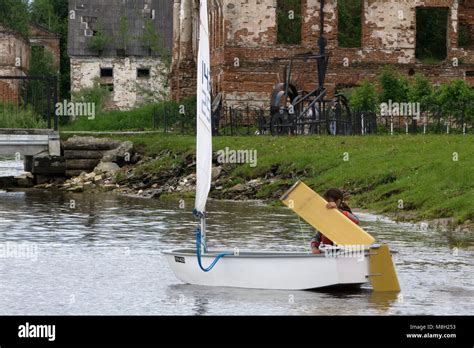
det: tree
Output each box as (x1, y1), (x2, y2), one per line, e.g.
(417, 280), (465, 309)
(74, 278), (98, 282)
(142, 18), (171, 66)
(436, 79), (474, 126)
(88, 21), (110, 54)
(379, 66), (408, 103)
(27, 46), (58, 119)
(349, 80), (378, 112)
(30, 0), (71, 99)
(407, 73), (434, 116)
(116, 15), (131, 53)
(0, 0), (30, 36)
(30, 0), (60, 31)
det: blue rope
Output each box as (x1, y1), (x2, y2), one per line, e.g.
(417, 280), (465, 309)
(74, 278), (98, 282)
(195, 225), (232, 272)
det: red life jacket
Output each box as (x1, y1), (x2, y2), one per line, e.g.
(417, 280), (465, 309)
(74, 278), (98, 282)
(310, 209), (360, 248)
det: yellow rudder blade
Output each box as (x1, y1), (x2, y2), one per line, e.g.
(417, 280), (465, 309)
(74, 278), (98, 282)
(280, 181), (375, 246)
(369, 244), (401, 292)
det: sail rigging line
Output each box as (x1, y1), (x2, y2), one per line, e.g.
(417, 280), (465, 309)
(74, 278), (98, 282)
(293, 176), (311, 253)
(195, 225), (232, 272)
(297, 215), (311, 254)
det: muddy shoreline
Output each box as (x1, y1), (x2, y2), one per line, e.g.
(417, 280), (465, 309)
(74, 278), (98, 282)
(1, 137), (472, 239)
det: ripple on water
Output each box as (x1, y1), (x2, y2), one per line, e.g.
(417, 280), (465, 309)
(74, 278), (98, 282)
(0, 191), (472, 315)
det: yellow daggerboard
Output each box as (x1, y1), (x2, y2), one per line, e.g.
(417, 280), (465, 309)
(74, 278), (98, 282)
(280, 181), (376, 246)
(369, 244), (401, 292)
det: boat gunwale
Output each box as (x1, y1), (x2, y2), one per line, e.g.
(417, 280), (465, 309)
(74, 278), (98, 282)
(163, 248), (371, 259)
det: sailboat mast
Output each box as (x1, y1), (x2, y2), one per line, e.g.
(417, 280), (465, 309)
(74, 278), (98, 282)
(195, 0), (212, 254)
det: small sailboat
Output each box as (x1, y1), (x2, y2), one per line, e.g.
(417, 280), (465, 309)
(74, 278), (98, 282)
(164, 0), (400, 292)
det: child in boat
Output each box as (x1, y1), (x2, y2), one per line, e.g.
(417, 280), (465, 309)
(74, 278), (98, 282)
(311, 188), (359, 254)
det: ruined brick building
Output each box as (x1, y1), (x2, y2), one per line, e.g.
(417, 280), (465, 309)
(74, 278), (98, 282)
(68, 0), (173, 110)
(0, 23), (60, 104)
(29, 23), (61, 71)
(0, 25), (30, 103)
(171, 0), (474, 107)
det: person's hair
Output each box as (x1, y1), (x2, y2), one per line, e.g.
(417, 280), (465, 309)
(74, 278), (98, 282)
(323, 188), (344, 202)
(323, 188), (353, 213)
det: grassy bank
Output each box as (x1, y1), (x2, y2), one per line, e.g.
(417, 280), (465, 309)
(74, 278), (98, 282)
(100, 134), (473, 226)
(60, 98), (196, 132)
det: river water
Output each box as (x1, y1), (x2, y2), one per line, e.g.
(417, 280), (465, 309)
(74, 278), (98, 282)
(0, 185), (472, 316)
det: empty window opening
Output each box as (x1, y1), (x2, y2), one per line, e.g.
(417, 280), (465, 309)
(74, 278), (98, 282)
(137, 68), (151, 78)
(276, 0), (302, 45)
(100, 68), (113, 78)
(101, 83), (114, 92)
(416, 8), (449, 63)
(459, 22), (473, 48)
(338, 0), (362, 48)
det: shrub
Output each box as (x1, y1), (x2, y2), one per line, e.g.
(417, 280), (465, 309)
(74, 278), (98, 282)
(63, 97), (197, 132)
(379, 66), (409, 103)
(88, 21), (110, 53)
(71, 78), (111, 115)
(436, 79), (474, 125)
(0, 104), (47, 129)
(349, 79), (378, 112)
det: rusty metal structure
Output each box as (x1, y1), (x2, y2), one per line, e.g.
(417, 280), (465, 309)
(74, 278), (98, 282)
(269, 0), (352, 136)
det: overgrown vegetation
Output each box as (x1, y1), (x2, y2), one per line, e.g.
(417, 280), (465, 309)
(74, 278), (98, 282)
(349, 80), (377, 112)
(0, 0), (30, 36)
(62, 97), (197, 132)
(338, 0), (362, 48)
(88, 20), (111, 54)
(106, 134), (474, 226)
(0, 104), (47, 128)
(415, 8), (448, 62)
(30, 0), (70, 99)
(27, 46), (58, 119)
(276, 0), (302, 45)
(437, 79), (474, 125)
(116, 15), (131, 53)
(458, 22), (472, 48)
(71, 78), (111, 115)
(348, 66), (474, 128)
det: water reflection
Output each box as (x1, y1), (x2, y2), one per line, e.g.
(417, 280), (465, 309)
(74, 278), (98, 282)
(0, 190), (473, 315)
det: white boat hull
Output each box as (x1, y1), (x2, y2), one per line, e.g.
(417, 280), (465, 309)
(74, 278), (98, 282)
(164, 249), (370, 290)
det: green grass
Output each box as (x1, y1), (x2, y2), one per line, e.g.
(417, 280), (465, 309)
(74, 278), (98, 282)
(134, 153), (185, 176)
(102, 133), (474, 225)
(61, 98), (196, 132)
(0, 105), (48, 129)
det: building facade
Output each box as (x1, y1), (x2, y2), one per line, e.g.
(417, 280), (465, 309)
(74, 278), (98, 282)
(29, 23), (61, 71)
(68, 0), (173, 110)
(0, 25), (31, 104)
(171, 0), (474, 107)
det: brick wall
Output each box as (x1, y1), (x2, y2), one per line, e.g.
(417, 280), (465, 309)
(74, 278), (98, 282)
(170, 0), (474, 107)
(29, 23), (61, 71)
(0, 26), (30, 105)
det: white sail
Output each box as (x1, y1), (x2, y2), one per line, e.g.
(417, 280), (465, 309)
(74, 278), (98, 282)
(195, 0), (212, 214)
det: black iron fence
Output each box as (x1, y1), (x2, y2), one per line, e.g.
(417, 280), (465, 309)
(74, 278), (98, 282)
(147, 103), (471, 136)
(0, 76), (58, 130)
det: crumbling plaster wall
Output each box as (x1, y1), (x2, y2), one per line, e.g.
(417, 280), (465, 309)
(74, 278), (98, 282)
(171, 0), (474, 107)
(71, 57), (168, 110)
(224, 0), (276, 47)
